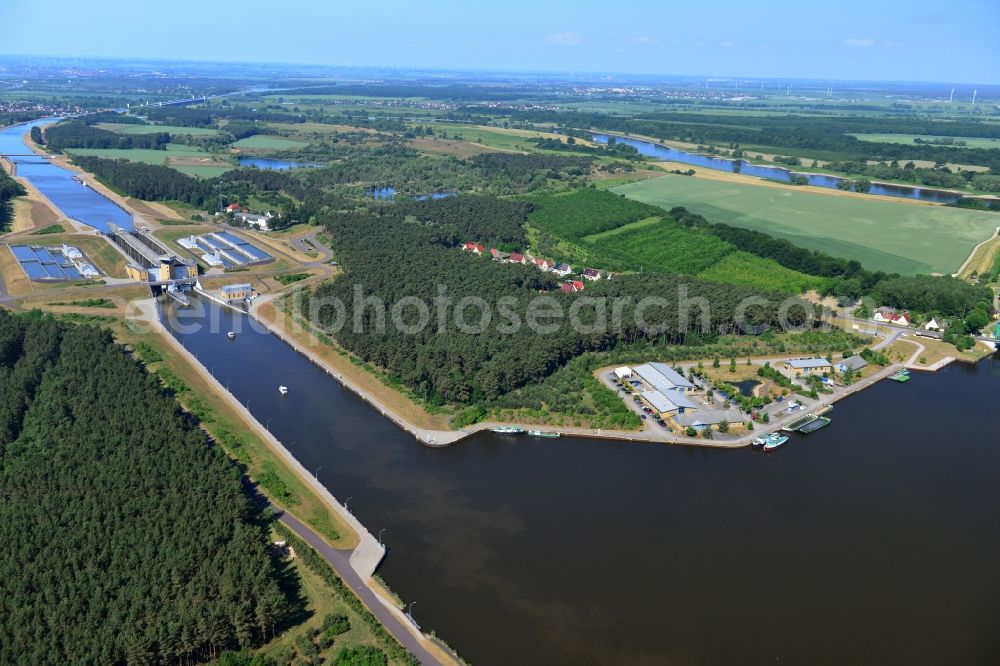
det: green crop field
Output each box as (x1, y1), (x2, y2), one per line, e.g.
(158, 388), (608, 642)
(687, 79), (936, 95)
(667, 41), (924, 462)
(613, 175), (1000, 275)
(849, 133), (1000, 149)
(525, 188), (825, 293)
(232, 135), (309, 149)
(66, 143), (232, 178)
(96, 123), (220, 136)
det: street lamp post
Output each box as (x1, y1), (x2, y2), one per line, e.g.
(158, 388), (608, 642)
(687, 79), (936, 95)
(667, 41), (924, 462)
(344, 496), (352, 512)
(314, 466), (322, 479)
(378, 528), (387, 547)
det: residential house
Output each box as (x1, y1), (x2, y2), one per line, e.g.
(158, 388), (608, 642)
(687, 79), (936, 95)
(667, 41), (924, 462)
(225, 203), (245, 214)
(552, 262), (572, 277)
(508, 252), (525, 265)
(570, 279), (585, 292)
(582, 267), (602, 281)
(923, 317), (942, 331)
(461, 242), (478, 252)
(559, 283), (575, 293)
(535, 258), (554, 272)
(834, 355), (868, 374)
(472, 244), (485, 255)
(873, 307), (911, 326)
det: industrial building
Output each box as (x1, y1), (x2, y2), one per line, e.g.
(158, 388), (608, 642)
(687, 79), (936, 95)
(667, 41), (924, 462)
(632, 362), (696, 394)
(177, 231), (272, 268)
(8, 243), (101, 281)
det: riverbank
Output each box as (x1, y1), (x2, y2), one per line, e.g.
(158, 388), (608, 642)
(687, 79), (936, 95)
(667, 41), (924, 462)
(243, 293), (977, 450)
(600, 129), (983, 203)
(138, 298), (462, 664)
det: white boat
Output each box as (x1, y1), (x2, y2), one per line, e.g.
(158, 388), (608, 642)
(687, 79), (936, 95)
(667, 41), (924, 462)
(490, 425), (524, 434)
(278, 385), (288, 395)
(227, 331), (236, 340)
(752, 436), (767, 447)
(762, 433), (789, 451)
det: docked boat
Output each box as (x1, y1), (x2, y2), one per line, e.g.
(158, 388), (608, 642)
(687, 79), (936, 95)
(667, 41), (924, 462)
(278, 385), (288, 395)
(752, 436), (767, 447)
(490, 425), (524, 435)
(227, 331), (236, 340)
(528, 430), (560, 438)
(889, 369), (911, 382)
(762, 433), (789, 451)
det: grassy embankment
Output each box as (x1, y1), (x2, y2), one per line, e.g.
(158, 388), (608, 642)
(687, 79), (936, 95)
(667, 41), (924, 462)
(613, 174), (1000, 275)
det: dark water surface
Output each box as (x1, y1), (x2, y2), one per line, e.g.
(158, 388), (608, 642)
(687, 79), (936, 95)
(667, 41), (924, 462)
(165, 300), (1000, 666)
(236, 157), (320, 170)
(591, 133), (965, 204)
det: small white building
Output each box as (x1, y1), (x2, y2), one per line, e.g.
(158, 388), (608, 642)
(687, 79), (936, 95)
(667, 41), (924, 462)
(923, 318), (942, 332)
(614, 366), (633, 380)
(240, 212), (273, 231)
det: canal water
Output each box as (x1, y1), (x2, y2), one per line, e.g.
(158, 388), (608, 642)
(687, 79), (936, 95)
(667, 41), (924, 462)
(0, 119), (134, 233)
(592, 133), (965, 204)
(165, 300), (1000, 666)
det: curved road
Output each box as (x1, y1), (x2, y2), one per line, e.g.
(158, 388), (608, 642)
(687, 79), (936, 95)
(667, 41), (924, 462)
(274, 509), (439, 665)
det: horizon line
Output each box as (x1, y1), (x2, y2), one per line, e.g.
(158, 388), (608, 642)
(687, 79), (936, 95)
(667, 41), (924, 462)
(0, 53), (998, 89)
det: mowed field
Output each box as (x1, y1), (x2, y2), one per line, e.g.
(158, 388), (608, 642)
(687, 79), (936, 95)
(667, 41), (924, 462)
(231, 135), (309, 150)
(96, 123), (220, 136)
(849, 133), (1000, 149)
(66, 144), (232, 178)
(613, 175), (1000, 275)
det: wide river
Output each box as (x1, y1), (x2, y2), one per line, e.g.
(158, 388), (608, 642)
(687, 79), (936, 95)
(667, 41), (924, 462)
(165, 300), (1000, 666)
(591, 133), (966, 204)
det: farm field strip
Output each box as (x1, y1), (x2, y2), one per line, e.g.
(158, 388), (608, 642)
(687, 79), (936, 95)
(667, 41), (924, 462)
(849, 133), (1000, 149)
(612, 174), (1000, 275)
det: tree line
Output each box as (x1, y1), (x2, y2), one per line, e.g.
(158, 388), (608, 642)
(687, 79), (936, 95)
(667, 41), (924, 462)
(0, 311), (298, 664)
(44, 121), (169, 151)
(0, 166), (26, 231)
(302, 198), (806, 404)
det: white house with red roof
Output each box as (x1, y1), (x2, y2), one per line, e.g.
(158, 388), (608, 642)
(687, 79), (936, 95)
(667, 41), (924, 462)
(535, 258), (554, 272)
(508, 252), (525, 264)
(873, 307), (911, 326)
(582, 267), (603, 281)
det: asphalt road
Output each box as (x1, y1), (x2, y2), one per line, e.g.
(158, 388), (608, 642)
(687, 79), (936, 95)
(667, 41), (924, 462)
(238, 477), (439, 665)
(275, 510), (439, 665)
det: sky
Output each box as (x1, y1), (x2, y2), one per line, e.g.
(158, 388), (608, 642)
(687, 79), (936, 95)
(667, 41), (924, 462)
(1, 0), (998, 84)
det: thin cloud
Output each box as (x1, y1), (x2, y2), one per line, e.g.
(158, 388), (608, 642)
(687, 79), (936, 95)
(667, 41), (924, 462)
(720, 41), (735, 48)
(545, 32), (584, 47)
(624, 35), (657, 45)
(843, 38), (876, 47)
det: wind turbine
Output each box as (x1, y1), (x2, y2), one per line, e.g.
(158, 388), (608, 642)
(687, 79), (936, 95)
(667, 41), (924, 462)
(949, 88), (954, 104)
(972, 89), (977, 105)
